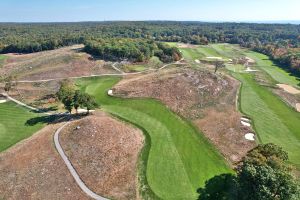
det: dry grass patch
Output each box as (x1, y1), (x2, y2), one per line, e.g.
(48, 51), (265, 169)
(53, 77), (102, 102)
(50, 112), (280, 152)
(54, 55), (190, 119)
(59, 113), (144, 200)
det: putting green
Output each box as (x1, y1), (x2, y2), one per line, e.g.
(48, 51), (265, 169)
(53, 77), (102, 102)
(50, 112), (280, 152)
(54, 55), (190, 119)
(0, 101), (44, 152)
(77, 77), (231, 199)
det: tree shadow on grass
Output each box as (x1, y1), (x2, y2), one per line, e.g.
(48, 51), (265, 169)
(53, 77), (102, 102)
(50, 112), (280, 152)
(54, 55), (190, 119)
(197, 174), (238, 200)
(25, 113), (88, 126)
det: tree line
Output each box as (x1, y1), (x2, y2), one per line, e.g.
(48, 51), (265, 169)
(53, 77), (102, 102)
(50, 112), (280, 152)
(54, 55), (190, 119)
(0, 21), (299, 69)
(84, 38), (181, 63)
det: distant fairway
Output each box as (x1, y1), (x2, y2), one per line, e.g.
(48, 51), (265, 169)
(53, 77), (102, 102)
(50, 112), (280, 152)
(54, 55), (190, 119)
(77, 77), (232, 200)
(234, 73), (300, 167)
(0, 101), (44, 152)
(245, 51), (300, 88)
(177, 43), (300, 168)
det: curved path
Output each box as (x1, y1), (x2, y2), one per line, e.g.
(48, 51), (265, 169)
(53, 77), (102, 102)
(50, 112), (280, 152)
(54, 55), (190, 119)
(54, 122), (109, 200)
(14, 59), (186, 83)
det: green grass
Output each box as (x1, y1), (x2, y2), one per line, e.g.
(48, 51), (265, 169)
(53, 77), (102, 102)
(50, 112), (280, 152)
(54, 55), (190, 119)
(77, 77), (232, 200)
(233, 72), (300, 168)
(245, 51), (300, 88)
(0, 101), (45, 152)
(124, 64), (146, 72)
(0, 55), (7, 68)
(177, 42), (300, 169)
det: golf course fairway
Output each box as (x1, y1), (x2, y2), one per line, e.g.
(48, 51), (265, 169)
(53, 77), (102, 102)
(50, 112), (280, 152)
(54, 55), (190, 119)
(77, 77), (232, 200)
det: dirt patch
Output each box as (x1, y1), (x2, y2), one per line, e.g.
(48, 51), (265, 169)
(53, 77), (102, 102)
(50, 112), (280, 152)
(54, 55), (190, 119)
(0, 45), (117, 81)
(0, 123), (91, 200)
(59, 113), (144, 200)
(277, 84), (300, 94)
(113, 67), (255, 164)
(272, 87), (300, 112)
(177, 43), (198, 49)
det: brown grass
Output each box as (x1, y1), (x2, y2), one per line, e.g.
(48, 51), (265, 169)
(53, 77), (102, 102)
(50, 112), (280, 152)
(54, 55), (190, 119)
(114, 67), (256, 164)
(0, 123), (91, 200)
(59, 113), (144, 200)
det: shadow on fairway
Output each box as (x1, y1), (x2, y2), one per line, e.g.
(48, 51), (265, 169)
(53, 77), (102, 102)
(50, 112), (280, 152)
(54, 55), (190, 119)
(197, 174), (237, 200)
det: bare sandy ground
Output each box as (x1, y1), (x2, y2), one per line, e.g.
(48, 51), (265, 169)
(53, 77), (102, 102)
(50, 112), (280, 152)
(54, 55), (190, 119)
(277, 84), (300, 94)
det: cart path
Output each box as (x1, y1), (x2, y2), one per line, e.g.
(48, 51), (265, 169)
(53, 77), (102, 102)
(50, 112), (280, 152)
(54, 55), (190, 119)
(54, 122), (109, 200)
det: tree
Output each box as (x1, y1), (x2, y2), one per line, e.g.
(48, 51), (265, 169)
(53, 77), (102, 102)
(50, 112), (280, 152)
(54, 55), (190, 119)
(56, 80), (75, 113)
(4, 76), (15, 93)
(73, 90), (85, 114)
(213, 60), (225, 73)
(81, 93), (98, 114)
(198, 144), (299, 200)
(237, 144), (299, 200)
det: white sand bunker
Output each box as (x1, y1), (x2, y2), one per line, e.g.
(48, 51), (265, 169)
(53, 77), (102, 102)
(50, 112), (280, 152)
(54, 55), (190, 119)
(245, 133), (255, 141)
(277, 84), (300, 94)
(108, 89), (113, 96)
(0, 100), (7, 104)
(245, 67), (258, 72)
(195, 59), (200, 63)
(241, 117), (251, 127)
(77, 109), (95, 114)
(296, 103), (300, 112)
(241, 121), (251, 127)
(206, 56), (223, 60)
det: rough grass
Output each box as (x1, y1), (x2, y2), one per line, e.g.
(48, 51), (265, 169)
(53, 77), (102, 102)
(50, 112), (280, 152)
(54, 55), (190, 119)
(77, 77), (232, 200)
(0, 102), (44, 152)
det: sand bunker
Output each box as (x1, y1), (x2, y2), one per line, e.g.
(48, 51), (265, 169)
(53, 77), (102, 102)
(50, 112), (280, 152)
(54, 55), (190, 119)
(206, 57), (223, 60)
(241, 121), (251, 127)
(245, 133), (255, 141)
(241, 117), (250, 122)
(108, 89), (113, 96)
(296, 103), (300, 112)
(277, 84), (300, 94)
(77, 109), (95, 114)
(245, 67), (258, 72)
(0, 100), (7, 104)
(245, 57), (256, 64)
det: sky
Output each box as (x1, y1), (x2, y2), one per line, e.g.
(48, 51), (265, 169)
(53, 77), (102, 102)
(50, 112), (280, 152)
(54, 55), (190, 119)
(0, 0), (300, 23)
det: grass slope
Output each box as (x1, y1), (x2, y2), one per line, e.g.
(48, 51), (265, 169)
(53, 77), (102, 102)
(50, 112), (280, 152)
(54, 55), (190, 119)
(234, 73), (300, 168)
(77, 77), (231, 200)
(0, 101), (44, 152)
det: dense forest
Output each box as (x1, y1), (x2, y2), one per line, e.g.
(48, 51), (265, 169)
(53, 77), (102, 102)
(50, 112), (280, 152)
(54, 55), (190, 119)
(0, 21), (299, 67)
(84, 38), (181, 62)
